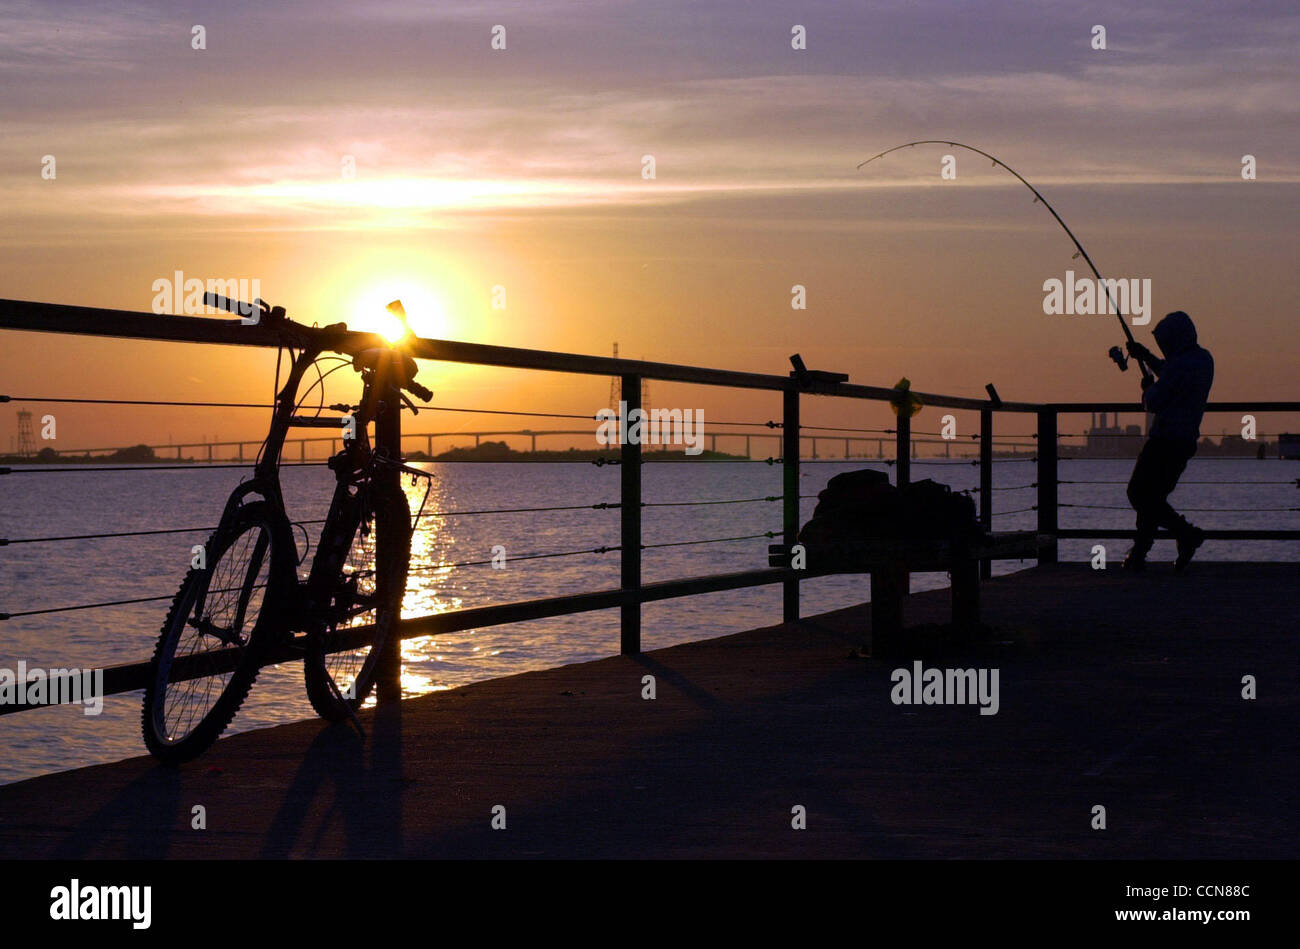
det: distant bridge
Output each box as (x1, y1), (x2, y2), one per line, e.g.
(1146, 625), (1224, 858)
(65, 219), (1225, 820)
(40, 429), (1007, 462)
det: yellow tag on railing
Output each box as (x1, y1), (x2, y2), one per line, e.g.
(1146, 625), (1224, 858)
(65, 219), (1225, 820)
(890, 377), (924, 418)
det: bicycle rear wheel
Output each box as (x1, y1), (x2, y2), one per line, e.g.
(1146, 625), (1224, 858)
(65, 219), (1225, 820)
(141, 501), (292, 763)
(303, 483), (411, 721)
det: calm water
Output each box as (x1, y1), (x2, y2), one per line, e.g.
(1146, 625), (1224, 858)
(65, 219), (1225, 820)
(2, 457), (1296, 784)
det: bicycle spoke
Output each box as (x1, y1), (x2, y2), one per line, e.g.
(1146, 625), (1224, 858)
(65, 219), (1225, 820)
(156, 519), (272, 744)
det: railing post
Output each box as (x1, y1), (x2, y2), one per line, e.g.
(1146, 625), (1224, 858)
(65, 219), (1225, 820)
(783, 387), (800, 623)
(980, 407), (993, 579)
(621, 374), (642, 653)
(889, 405), (912, 628)
(375, 358), (404, 703)
(1037, 409), (1058, 564)
(895, 411), (911, 487)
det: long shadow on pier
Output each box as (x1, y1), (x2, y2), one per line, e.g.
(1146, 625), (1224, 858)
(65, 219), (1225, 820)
(259, 699), (404, 858)
(46, 768), (183, 860)
(0, 563), (1296, 859)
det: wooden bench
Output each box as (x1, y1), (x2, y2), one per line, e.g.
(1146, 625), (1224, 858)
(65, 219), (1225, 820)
(769, 531), (1052, 655)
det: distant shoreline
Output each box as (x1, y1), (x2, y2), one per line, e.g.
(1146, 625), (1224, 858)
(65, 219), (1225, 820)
(405, 443), (750, 463)
(0, 440), (750, 465)
(2, 437), (1283, 466)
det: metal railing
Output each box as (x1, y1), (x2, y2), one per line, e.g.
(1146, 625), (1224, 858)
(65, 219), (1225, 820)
(2, 297), (1298, 714)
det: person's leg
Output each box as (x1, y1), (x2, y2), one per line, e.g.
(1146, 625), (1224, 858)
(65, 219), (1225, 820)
(1125, 441), (1163, 568)
(1132, 439), (1203, 570)
(1146, 441), (1190, 532)
(1154, 442), (1204, 570)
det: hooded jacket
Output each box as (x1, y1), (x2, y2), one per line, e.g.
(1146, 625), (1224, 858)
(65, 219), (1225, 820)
(1143, 311), (1214, 446)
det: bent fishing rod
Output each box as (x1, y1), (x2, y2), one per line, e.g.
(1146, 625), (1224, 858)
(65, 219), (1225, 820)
(857, 140), (1152, 382)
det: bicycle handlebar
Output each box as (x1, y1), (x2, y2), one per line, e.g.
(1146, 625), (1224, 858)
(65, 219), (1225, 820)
(203, 292), (273, 320)
(202, 292), (431, 399)
(204, 292), (351, 350)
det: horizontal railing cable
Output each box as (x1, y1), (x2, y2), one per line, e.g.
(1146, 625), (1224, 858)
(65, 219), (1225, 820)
(2, 523), (264, 545)
(5, 394), (788, 430)
(1057, 431), (1293, 439)
(409, 529), (780, 571)
(5, 537), (633, 614)
(1061, 455), (1298, 462)
(408, 545), (620, 571)
(6, 396), (274, 408)
(641, 495), (779, 508)
(0, 580), (273, 621)
(1, 462), (328, 474)
(798, 424), (893, 435)
(642, 530), (778, 549)
(2, 501), (622, 545)
(1061, 478), (1300, 486)
(411, 530), (783, 572)
(0, 593), (179, 619)
(423, 501), (618, 518)
(1061, 502), (1300, 513)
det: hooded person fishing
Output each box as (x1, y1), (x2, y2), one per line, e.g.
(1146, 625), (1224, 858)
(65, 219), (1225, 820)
(1123, 312), (1214, 572)
(858, 141), (1217, 572)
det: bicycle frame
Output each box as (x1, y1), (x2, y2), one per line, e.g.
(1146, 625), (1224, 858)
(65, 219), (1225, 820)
(220, 337), (339, 518)
(208, 327), (412, 656)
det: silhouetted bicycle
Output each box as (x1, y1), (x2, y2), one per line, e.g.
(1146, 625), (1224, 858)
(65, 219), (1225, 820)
(142, 294), (432, 763)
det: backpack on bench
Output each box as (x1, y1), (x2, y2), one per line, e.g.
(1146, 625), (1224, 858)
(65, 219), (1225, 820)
(796, 471), (982, 570)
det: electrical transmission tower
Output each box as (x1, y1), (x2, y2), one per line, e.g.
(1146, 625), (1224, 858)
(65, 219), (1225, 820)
(15, 410), (36, 458)
(607, 343), (650, 413)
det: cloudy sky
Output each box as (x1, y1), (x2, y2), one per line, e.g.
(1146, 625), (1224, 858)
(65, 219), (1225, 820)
(1, 0), (1297, 449)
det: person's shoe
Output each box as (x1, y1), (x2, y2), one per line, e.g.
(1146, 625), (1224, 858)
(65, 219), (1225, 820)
(1175, 526), (1206, 573)
(1122, 547), (1148, 572)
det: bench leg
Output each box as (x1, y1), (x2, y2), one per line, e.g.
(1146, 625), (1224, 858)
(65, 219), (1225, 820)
(951, 559), (981, 640)
(871, 566), (908, 657)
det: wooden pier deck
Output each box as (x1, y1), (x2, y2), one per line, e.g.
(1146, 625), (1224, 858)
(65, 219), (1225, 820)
(0, 563), (1295, 859)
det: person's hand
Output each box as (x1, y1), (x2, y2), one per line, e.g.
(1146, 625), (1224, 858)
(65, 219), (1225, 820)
(1127, 340), (1154, 363)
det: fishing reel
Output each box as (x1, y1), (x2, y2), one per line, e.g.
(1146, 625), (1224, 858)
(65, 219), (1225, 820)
(1108, 345), (1129, 372)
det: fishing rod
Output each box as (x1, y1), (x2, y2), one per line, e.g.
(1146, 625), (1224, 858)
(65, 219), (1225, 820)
(857, 140), (1152, 382)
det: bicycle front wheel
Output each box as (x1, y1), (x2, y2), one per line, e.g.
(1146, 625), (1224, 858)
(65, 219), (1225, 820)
(304, 484), (411, 721)
(141, 501), (292, 763)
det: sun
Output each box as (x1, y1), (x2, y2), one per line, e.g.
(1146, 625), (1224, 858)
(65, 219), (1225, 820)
(349, 281), (449, 342)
